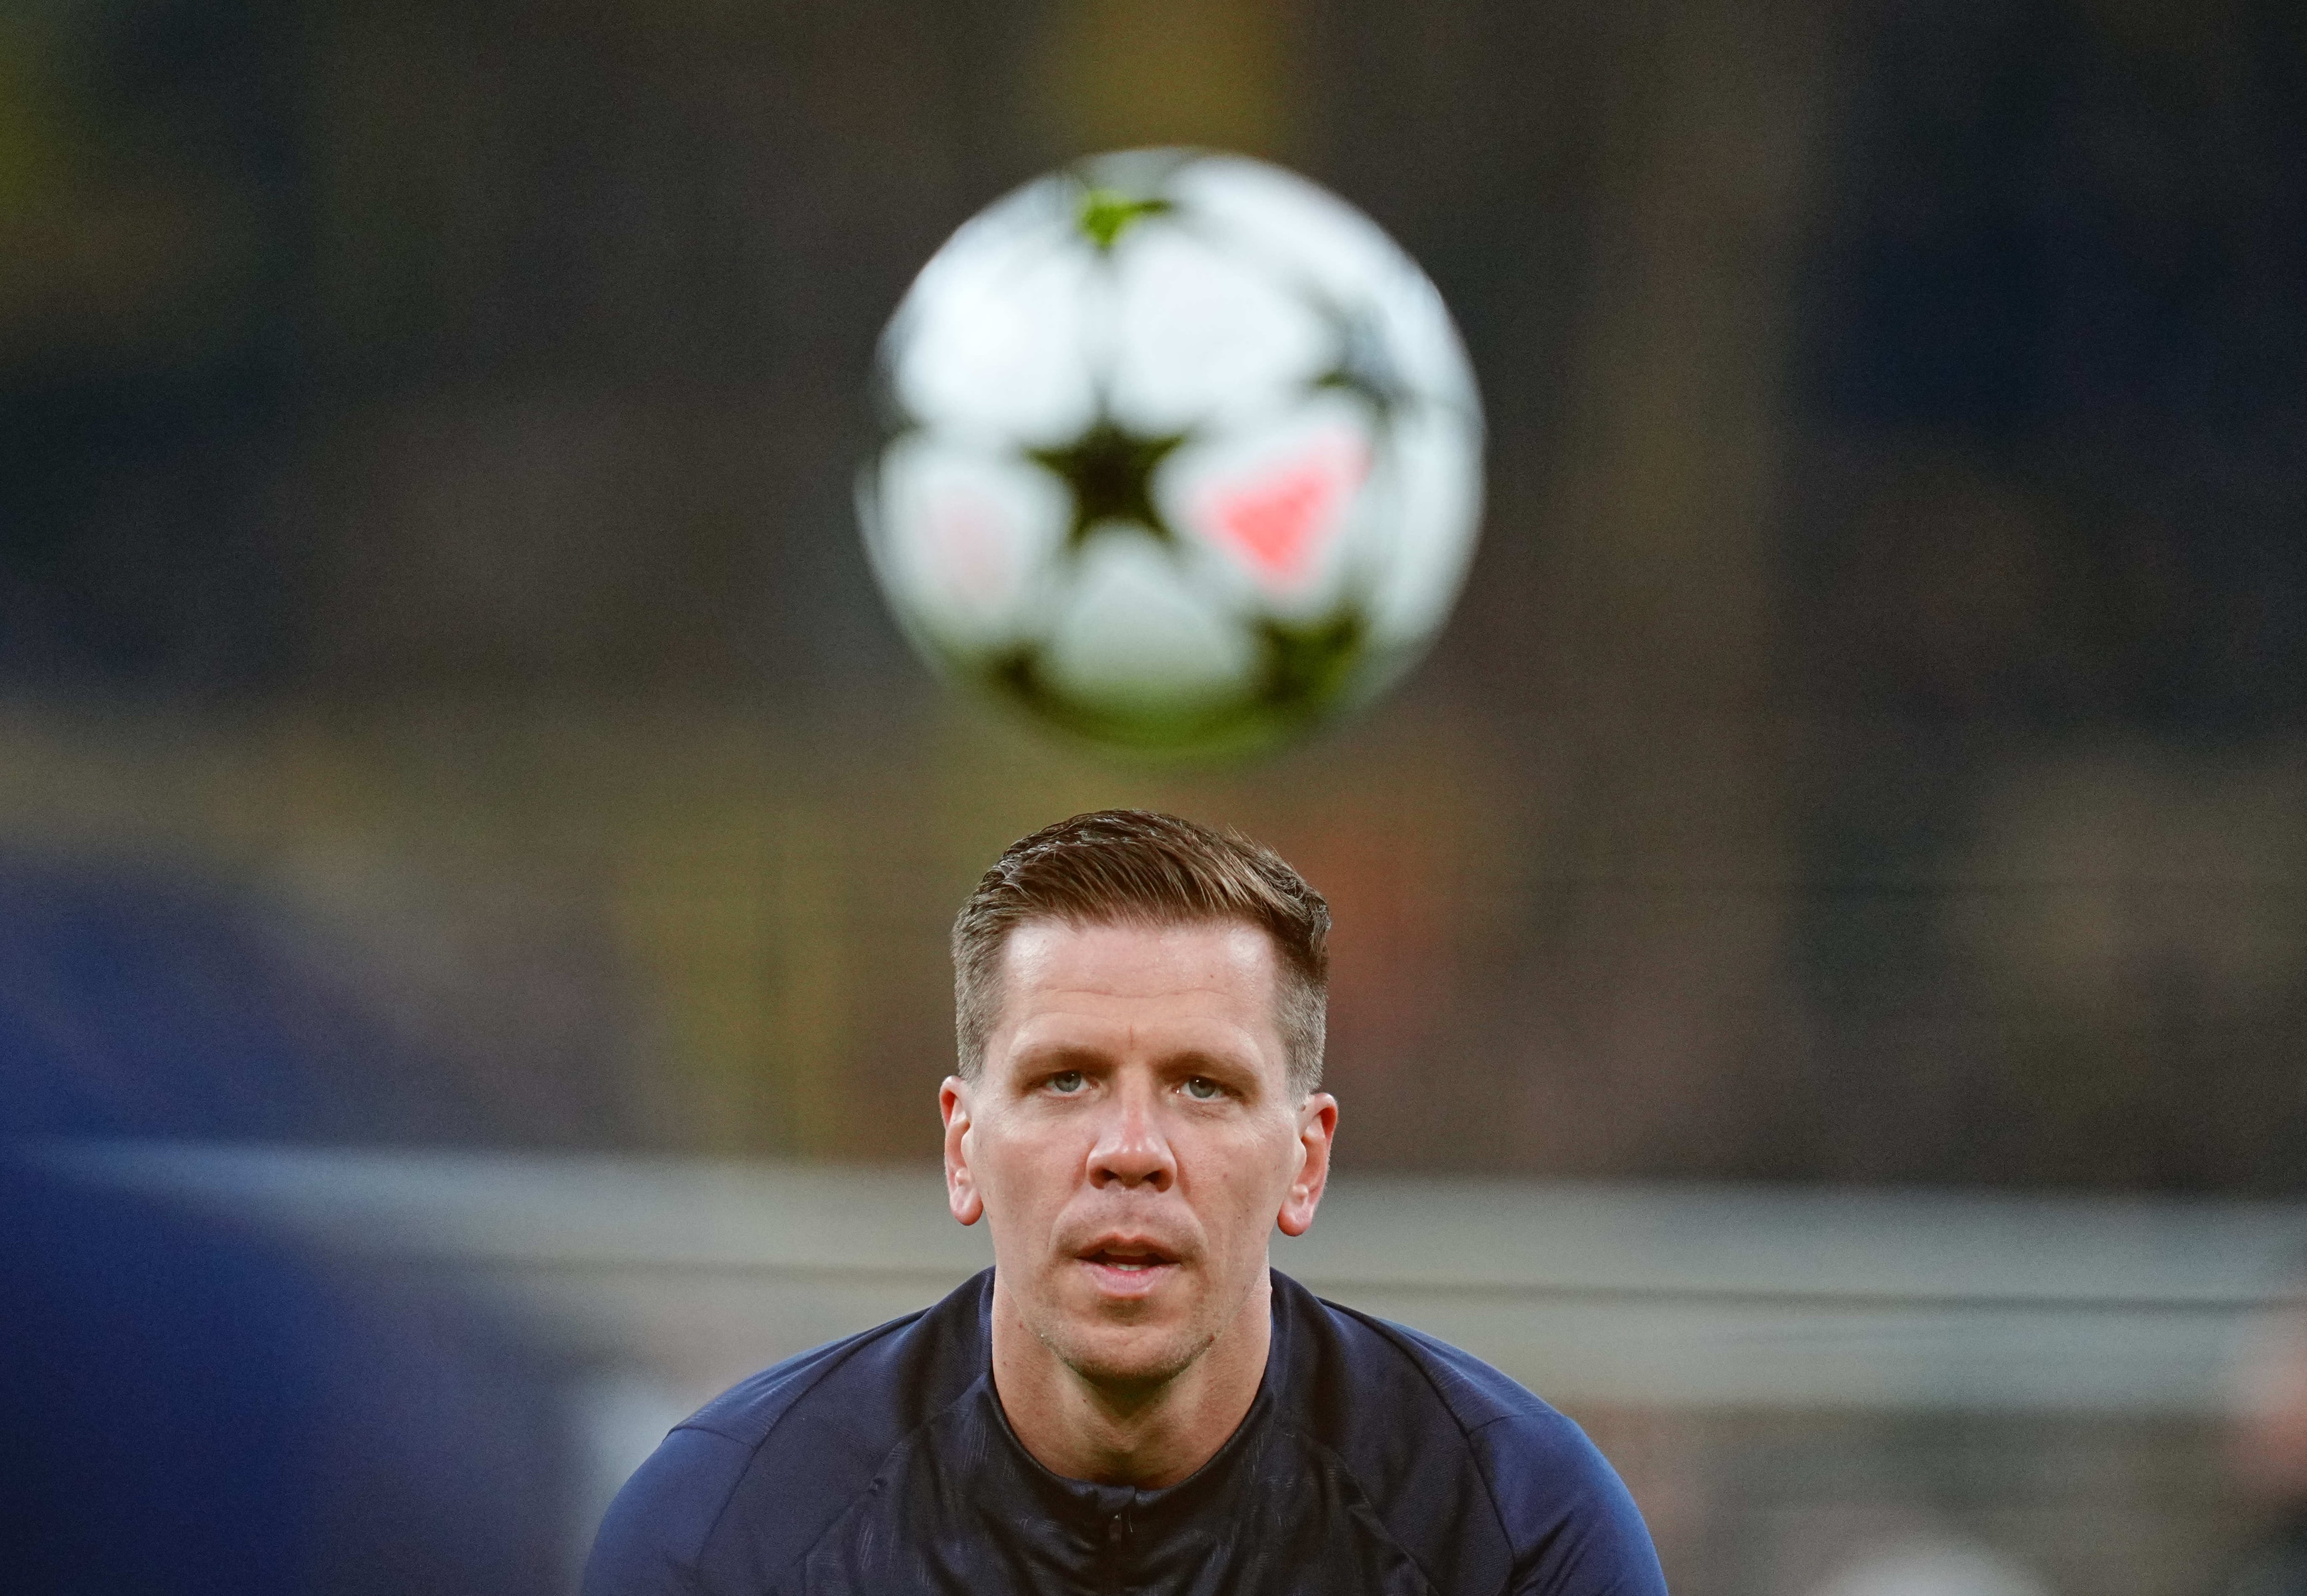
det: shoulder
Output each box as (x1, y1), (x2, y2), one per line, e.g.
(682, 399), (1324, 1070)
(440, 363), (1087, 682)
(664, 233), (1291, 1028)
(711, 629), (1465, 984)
(1273, 1273), (1667, 1596)
(582, 1270), (993, 1596)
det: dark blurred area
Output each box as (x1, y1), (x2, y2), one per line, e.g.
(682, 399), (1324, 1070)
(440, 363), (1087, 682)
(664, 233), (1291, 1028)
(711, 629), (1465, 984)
(0, 1152), (572, 1595)
(2, 0), (2303, 1191)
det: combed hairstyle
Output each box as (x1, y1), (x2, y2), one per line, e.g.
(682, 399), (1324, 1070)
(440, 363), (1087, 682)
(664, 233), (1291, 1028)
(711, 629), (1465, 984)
(952, 810), (1329, 1095)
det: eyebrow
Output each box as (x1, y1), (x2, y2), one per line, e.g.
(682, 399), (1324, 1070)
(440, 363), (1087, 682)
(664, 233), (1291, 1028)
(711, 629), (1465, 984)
(1006, 1043), (1260, 1079)
(1160, 1050), (1257, 1079)
(1010, 1043), (1110, 1072)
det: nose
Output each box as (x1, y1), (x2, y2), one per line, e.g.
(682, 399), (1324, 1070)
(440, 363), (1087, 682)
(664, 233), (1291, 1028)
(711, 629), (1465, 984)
(1086, 1087), (1177, 1193)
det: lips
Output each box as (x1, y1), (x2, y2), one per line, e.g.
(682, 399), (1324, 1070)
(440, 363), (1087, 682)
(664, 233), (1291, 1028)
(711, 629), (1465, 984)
(1074, 1235), (1183, 1294)
(1081, 1243), (1176, 1269)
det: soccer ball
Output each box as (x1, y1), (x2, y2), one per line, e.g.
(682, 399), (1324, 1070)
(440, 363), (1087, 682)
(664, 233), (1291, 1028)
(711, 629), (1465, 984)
(860, 149), (1484, 760)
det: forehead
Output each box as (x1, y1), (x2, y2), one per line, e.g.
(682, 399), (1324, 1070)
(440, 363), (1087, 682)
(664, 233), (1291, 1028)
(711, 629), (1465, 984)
(989, 917), (1284, 1054)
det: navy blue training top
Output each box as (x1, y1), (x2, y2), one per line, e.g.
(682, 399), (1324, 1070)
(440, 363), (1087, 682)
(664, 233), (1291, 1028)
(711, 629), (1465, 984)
(585, 1268), (1666, 1596)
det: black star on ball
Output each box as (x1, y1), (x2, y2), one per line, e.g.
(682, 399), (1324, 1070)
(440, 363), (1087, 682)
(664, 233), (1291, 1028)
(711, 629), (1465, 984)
(1029, 419), (1189, 554)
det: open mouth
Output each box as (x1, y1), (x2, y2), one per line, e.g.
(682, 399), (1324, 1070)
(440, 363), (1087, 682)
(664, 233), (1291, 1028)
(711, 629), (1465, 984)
(1085, 1250), (1171, 1271)
(1076, 1240), (1180, 1291)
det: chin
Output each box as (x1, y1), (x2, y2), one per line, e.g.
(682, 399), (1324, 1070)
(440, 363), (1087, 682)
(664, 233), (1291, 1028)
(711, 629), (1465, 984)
(1045, 1320), (1214, 1389)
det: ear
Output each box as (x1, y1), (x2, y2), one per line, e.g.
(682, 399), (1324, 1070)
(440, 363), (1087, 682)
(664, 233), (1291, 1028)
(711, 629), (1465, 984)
(1276, 1091), (1337, 1238)
(940, 1075), (983, 1226)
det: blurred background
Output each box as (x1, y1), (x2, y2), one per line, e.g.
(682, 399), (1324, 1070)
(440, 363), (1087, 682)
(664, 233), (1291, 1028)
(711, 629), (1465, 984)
(3, 0), (2304, 1590)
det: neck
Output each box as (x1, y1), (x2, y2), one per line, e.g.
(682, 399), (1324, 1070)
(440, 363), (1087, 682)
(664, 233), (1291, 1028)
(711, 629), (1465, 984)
(988, 1271), (1273, 1489)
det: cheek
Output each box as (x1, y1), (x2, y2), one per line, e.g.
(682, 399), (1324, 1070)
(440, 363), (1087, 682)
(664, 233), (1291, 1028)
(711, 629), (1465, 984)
(1192, 1122), (1298, 1232)
(978, 1117), (1082, 1204)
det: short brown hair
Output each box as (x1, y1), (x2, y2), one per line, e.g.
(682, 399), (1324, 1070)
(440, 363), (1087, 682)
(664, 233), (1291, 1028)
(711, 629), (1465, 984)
(952, 810), (1329, 1093)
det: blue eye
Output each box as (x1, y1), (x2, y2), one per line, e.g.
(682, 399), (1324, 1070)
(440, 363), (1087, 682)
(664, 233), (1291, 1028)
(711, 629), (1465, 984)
(1047, 1071), (1087, 1094)
(1183, 1077), (1224, 1101)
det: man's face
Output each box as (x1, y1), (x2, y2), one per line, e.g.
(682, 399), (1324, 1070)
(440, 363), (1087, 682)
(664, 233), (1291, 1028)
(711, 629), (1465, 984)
(941, 918), (1335, 1390)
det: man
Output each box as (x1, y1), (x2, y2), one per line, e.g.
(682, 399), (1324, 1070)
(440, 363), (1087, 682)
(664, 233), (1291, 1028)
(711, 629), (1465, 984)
(586, 810), (1666, 1595)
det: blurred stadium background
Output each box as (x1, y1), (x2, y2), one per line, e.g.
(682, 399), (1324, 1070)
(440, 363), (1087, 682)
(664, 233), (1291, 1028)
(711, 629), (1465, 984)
(4, 0), (2305, 1591)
